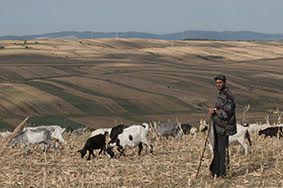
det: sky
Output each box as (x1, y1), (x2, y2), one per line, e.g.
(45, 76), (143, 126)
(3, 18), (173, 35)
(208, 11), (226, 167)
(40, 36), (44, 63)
(1, 0), (283, 36)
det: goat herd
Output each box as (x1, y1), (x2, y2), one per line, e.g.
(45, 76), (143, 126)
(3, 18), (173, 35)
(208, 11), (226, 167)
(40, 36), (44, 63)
(1, 120), (282, 160)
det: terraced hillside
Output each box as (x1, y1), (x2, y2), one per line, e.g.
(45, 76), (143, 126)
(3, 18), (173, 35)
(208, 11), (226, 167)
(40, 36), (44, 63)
(0, 39), (283, 129)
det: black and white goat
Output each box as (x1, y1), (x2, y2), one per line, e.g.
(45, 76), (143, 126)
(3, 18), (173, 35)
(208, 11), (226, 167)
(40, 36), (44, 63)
(177, 124), (199, 135)
(200, 121), (252, 155)
(258, 126), (283, 138)
(90, 128), (112, 138)
(11, 128), (56, 155)
(106, 123), (153, 158)
(77, 133), (107, 160)
(109, 124), (129, 141)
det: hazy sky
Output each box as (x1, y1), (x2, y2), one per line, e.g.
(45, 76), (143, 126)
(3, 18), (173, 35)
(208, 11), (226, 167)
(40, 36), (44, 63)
(1, 0), (282, 36)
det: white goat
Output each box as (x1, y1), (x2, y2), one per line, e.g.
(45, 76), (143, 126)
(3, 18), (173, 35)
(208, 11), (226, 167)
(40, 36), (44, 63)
(0, 130), (12, 138)
(247, 123), (269, 133)
(106, 123), (153, 158)
(24, 125), (66, 144)
(201, 121), (252, 155)
(11, 128), (56, 154)
(90, 128), (112, 138)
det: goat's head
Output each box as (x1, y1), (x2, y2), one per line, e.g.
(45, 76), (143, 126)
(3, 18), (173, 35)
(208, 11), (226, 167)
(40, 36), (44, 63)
(190, 127), (199, 135)
(11, 137), (19, 148)
(242, 123), (249, 127)
(77, 149), (87, 158)
(105, 146), (115, 158)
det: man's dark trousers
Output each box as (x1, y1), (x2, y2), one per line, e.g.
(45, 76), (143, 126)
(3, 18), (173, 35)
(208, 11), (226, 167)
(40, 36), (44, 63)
(209, 130), (229, 178)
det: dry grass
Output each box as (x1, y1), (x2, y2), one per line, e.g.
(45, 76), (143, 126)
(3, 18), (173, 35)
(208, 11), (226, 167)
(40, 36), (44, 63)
(0, 129), (282, 187)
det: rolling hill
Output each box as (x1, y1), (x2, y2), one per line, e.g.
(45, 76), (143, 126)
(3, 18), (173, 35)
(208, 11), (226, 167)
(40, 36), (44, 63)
(1, 30), (283, 41)
(0, 38), (282, 129)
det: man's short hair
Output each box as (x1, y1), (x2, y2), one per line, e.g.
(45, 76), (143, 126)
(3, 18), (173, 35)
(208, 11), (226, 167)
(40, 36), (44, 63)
(214, 74), (226, 82)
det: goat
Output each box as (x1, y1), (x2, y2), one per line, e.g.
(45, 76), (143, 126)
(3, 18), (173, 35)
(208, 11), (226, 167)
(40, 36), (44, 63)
(77, 133), (107, 160)
(90, 128), (112, 138)
(109, 124), (129, 141)
(201, 122), (252, 155)
(258, 126), (283, 138)
(24, 125), (66, 144)
(247, 123), (269, 133)
(176, 124), (199, 135)
(106, 123), (153, 158)
(72, 127), (87, 135)
(0, 130), (12, 138)
(152, 122), (181, 139)
(11, 128), (56, 155)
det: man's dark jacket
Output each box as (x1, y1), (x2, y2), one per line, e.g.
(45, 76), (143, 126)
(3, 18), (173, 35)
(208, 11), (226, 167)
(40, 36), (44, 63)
(212, 87), (237, 136)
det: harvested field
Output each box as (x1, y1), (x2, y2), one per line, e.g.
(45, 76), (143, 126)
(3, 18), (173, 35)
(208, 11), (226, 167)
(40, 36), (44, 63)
(0, 129), (282, 187)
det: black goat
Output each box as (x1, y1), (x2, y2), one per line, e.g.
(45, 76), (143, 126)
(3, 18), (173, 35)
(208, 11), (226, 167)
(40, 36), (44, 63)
(77, 133), (107, 160)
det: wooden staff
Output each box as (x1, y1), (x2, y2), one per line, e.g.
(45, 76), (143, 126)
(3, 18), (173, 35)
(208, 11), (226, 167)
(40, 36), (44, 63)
(9, 115), (31, 141)
(195, 117), (212, 179)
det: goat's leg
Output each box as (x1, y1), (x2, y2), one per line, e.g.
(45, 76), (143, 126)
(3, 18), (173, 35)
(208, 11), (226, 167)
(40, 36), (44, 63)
(43, 144), (49, 153)
(138, 143), (143, 155)
(51, 142), (57, 151)
(118, 147), (125, 158)
(24, 144), (31, 156)
(87, 150), (93, 160)
(175, 132), (183, 142)
(98, 147), (104, 155)
(43, 140), (50, 153)
(91, 150), (96, 158)
(142, 139), (153, 153)
(245, 131), (252, 146)
(238, 140), (248, 155)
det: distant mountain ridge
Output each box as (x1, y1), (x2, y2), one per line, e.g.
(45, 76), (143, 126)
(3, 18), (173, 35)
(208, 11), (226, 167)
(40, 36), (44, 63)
(1, 30), (283, 41)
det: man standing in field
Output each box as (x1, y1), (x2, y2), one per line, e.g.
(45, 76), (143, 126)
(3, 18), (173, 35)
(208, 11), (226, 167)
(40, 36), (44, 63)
(208, 74), (237, 179)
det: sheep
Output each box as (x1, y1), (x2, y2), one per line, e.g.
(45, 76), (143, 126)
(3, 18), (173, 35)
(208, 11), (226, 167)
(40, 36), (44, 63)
(77, 133), (107, 160)
(105, 123), (153, 158)
(11, 128), (56, 155)
(258, 126), (283, 138)
(201, 121), (252, 155)
(90, 128), (112, 138)
(24, 125), (66, 144)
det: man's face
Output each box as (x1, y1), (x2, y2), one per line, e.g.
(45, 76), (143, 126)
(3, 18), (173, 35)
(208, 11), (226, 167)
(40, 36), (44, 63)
(215, 79), (225, 91)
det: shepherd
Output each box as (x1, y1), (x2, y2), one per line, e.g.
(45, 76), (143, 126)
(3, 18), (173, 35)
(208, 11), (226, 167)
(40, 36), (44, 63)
(208, 74), (237, 179)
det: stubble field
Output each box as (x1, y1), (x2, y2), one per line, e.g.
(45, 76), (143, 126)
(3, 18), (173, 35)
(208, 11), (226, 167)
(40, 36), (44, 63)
(0, 128), (282, 187)
(0, 38), (283, 187)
